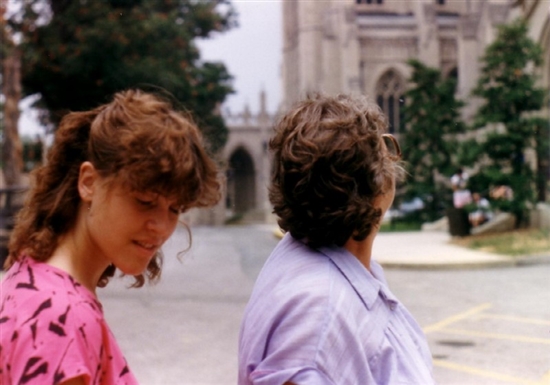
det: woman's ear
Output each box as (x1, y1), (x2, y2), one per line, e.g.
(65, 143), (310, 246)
(78, 161), (98, 203)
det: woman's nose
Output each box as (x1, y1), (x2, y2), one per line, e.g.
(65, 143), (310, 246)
(146, 209), (176, 236)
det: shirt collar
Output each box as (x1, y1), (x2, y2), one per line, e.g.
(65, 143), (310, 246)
(317, 244), (399, 310)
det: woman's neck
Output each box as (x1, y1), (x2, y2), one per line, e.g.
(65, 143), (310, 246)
(343, 229), (378, 272)
(47, 222), (109, 295)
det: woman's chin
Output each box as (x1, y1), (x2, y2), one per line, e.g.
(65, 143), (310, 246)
(116, 263), (149, 277)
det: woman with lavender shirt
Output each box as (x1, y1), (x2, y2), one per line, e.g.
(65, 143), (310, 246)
(238, 93), (435, 384)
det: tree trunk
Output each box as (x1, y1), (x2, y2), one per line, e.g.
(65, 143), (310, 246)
(534, 118), (549, 202)
(536, 150), (548, 202)
(2, 49), (23, 187)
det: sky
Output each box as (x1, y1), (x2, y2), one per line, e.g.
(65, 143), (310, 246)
(197, 1), (282, 116)
(18, 0), (283, 137)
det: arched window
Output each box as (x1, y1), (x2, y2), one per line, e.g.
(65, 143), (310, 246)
(448, 67), (458, 80)
(375, 70), (405, 134)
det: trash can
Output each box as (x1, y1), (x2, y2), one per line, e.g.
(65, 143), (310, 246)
(446, 207), (471, 237)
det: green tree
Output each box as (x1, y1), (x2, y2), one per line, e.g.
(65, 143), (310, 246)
(18, 0), (236, 153)
(401, 59), (465, 222)
(471, 19), (546, 223)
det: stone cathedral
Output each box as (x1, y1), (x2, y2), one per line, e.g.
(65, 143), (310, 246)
(192, 0), (549, 225)
(281, 0), (549, 132)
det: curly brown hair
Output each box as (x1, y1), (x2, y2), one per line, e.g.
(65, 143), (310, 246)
(7, 90), (221, 287)
(269, 93), (403, 248)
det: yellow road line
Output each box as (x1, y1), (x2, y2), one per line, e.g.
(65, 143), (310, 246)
(478, 314), (550, 326)
(433, 359), (540, 385)
(423, 303), (492, 333)
(436, 328), (550, 345)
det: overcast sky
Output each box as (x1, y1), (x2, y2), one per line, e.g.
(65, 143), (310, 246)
(19, 0), (282, 137)
(197, 0), (282, 115)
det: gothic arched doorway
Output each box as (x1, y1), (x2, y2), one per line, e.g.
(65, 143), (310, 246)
(227, 147), (256, 215)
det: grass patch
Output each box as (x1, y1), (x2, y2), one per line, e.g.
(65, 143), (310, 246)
(451, 229), (550, 256)
(379, 220), (422, 232)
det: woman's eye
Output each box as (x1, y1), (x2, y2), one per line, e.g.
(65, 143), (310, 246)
(169, 206), (181, 215)
(137, 199), (154, 207)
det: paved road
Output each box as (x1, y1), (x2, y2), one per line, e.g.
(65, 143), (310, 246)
(99, 225), (550, 385)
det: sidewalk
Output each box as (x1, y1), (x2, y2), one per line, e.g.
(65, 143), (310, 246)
(2, 227), (549, 276)
(269, 225), (550, 269)
(372, 230), (550, 269)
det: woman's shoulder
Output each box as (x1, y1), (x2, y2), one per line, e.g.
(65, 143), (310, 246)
(1, 260), (134, 385)
(244, 236), (356, 330)
(256, 234), (340, 297)
(1, 257), (103, 327)
(239, 239), (376, 383)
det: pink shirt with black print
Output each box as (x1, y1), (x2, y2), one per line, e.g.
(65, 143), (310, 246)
(0, 256), (139, 385)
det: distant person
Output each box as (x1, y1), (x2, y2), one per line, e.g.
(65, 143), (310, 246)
(490, 185), (514, 201)
(451, 167), (472, 209)
(1, 90), (221, 385)
(468, 192), (493, 227)
(239, 94), (435, 384)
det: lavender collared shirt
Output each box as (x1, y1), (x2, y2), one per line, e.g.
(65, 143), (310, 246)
(238, 233), (435, 385)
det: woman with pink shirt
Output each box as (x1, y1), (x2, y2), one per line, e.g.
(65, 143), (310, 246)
(1, 90), (221, 385)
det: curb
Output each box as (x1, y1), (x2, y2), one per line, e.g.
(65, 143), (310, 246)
(513, 253), (550, 267)
(379, 253), (550, 270)
(380, 259), (515, 270)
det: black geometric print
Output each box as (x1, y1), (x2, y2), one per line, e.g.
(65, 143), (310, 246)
(48, 305), (71, 337)
(0, 307), (7, 324)
(53, 369), (66, 385)
(2, 258), (138, 385)
(58, 305), (71, 325)
(19, 356), (48, 384)
(30, 320), (38, 349)
(22, 298), (52, 325)
(5, 266), (22, 282)
(48, 321), (66, 337)
(53, 271), (65, 280)
(0, 297), (6, 314)
(120, 364), (130, 377)
(53, 339), (74, 385)
(67, 275), (81, 292)
(92, 344), (105, 384)
(15, 266), (39, 291)
(93, 362), (102, 384)
(78, 325), (89, 348)
(86, 300), (100, 313)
